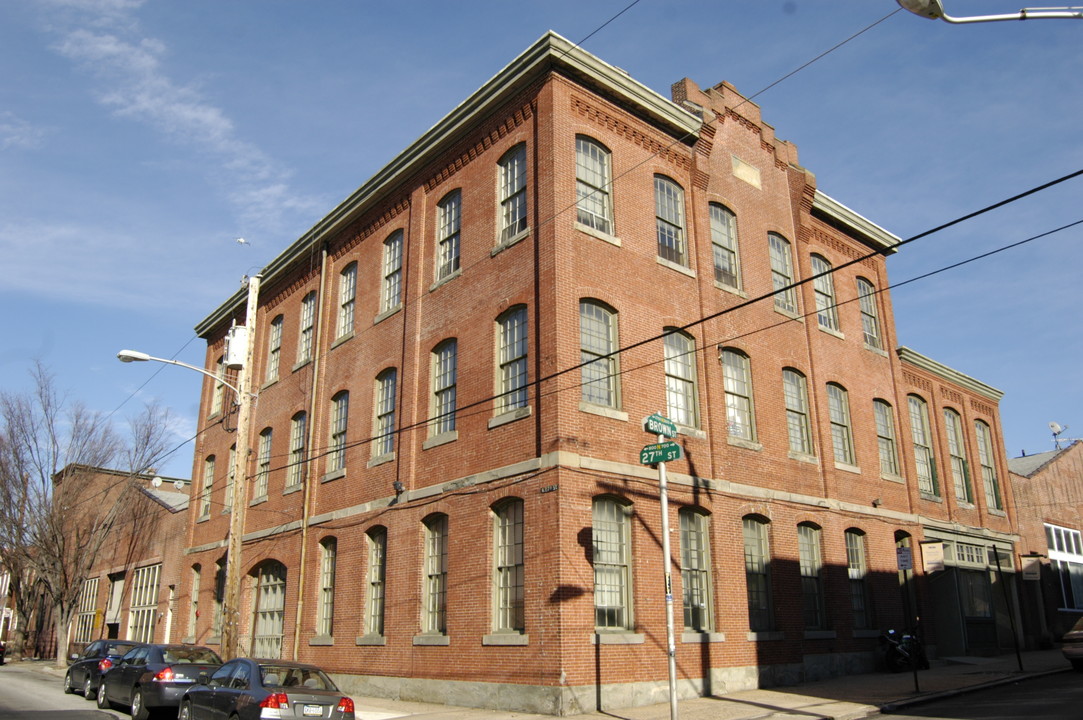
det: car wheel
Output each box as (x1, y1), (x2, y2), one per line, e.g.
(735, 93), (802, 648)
(131, 687), (150, 720)
(178, 701), (193, 720)
(96, 683), (111, 709)
(83, 675), (96, 700)
(63, 671), (76, 694)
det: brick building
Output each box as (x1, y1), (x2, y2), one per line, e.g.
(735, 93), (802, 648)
(181, 32), (1020, 714)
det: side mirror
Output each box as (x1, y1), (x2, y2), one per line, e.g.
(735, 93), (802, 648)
(197, 672), (210, 685)
(70, 653), (79, 661)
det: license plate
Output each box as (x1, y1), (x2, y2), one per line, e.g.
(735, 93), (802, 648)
(302, 705), (323, 717)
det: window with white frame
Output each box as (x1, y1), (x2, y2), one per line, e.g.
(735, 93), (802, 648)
(710, 203), (740, 288)
(783, 369), (812, 455)
(664, 330), (698, 428)
(492, 498), (525, 633)
(499, 144), (528, 242)
(845, 530), (873, 629)
(721, 348), (755, 441)
(654, 175), (686, 266)
(575, 136), (613, 234)
(210, 355), (226, 417)
(580, 300), (620, 409)
(797, 523), (825, 630)
(381, 231), (403, 313)
(336, 262), (356, 339)
(199, 455), (215, 518)
(975, 420), (1002, 510)
(743, 516), (773, 631)
(252, 562), (286, 658)
(593, 496), (633, 630)
(365, 527), (387, 636)
(316, 538), (336, 637)
(811, 254), (840, 332)
(187, 566), (200, 639)
(436, 191), (461, 282)
(768, 233), (798, 314)
(373, 369), (397, 458)
(944, 409), (972, 503)
(128, 563), (161, 643)
(1047, 523), (1083, 610)
(856, 278), (883, 350)
(328, 391), (349, 473)
(75, 577), (99, 643)
(255, 428), (272, 498)
(266, 315), (283, 383)
(497, 307), (528, 413)
(422, 514), (449, 634)
(430, 340), (457, 436)
(679, 508), (713, 632)
(909, 395), (938, 496)
(874, 399), (900, 477)
(297, 291), (317, 364)
(827, 383), (855, 465)
(287, 412), (306, 488)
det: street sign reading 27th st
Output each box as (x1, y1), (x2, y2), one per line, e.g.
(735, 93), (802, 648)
(640, 441), (683, 465)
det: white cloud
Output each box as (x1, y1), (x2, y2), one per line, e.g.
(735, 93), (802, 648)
(0, 112), (48, 150)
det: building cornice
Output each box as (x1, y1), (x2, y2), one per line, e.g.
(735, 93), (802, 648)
(897, 346), (1004, 401)
(196, 31), (702, 337)
(812, 191), (900, 254)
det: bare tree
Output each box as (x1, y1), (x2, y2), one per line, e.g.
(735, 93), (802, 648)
(0, 362), (170, 667)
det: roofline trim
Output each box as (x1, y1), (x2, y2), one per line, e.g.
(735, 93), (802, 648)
(897, 346), (1004, 401)
(813, 190), (900, 254)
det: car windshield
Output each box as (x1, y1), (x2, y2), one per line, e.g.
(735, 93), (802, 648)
(260, 666), (335, 691)
(162, 648), (222, 664)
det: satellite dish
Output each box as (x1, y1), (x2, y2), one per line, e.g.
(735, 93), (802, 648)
(174, 480), (185, 490)
(1050, 422), (1065, 435)
(151, 476), (163, 488)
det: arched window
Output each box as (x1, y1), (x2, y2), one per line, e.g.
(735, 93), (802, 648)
(287, 412), (307, 489)
(679, 508), (714, 632)
(336, 262), (357, 339)
(874, 400), (900, 477)
(499, 143), (528, 242)
(381, 231), (404, 313)
(975, 420), (1002, 510)
(252, 561), (287, 658)
(255, 428), (273, 498)
(316, 538), (337, 637)
(768, 233), (797, 314)
(811, 254), (839, 331)
(654, 175), (686, 265)
(364, 527), (387, 637)
(827, 383), (855, 465)
(908, 395), (938, 496)
(710, 203), (740, 288)
(430, 340), (458, 436)
(422, 514), (449, 634)
(265, 315), (283, 383)
(845, 530), (873, 629)
(373, 369), (397, 458)
(575, 136), (613, 234)
(856, 277), (883, 349)
(720, 349), (755, 441)
(297, 291), (317, 364)
(944, 408), (971, 503)
(783, 369), (812, 455)
(580, 300), (620, 408)
(497, 306), (528, 413)
(664, 329), (698, 428)
(328, 391), (349, 473)
(436, 190), (461, 281)
(492, 498), (525, 633)
(593, 496), (633, 630)
(742, 515), (773, 631)
(797, 523), (825, 630)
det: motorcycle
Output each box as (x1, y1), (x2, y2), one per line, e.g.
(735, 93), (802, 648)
(879, 628), (928, 672)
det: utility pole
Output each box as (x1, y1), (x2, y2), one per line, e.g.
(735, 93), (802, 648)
(220, 274), (260, 659)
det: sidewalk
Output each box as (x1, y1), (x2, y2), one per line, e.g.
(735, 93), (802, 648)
(13, 647), (1071, 720)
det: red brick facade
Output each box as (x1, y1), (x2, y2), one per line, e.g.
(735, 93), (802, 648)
(180, 33), (1021, 713)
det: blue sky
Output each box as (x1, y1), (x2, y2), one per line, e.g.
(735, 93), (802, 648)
(2, 0), (1080, 478)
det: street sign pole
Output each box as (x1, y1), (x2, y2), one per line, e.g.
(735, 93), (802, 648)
(645, 413), (679, 720)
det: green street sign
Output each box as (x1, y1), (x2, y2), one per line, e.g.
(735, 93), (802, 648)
(640, 441), (683, 465)
(643, 413), (677, 438)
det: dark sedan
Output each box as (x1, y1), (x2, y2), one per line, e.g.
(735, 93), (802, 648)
(64, 639), (147, 700)
(97, 643), (222, 719)
(179, 658), (356, 720)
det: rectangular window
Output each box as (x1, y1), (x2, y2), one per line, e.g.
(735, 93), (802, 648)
(297, 291), (316, 364)
(811, 255), (840, 331)
(654, 176), (686, 266)
(909, 396), (938, 496)
(1048, 524), (1083, 610)
(493, 500), (525, 633)
(266, 315), (283, 383)
(210, 356), (226, 417)
(75, 578), (99, 643)
(664, 331), (698, 428)
(423, 515), (449, 634)
(593, 498), (632, 630)
(381, 231), (403, 313)
(975, 421), (1003, 510)
(721, 349), (754, 441)
(316, 539), (336, 637)
(768, 233), (797, 314)
(127, 564), (161, 643)
(252, 564), (286, 658)
(874, 400), (900, 476)
(580, 301), (619, 408)
(575, 136), (612, 234)
(857, 278), (883, 350)
(199, 456), (214, 518)
(328, 392), (349, 473)
(498, 307), (528, 413)
(710, 203), (740, 288)
(827, 384), (855, 465)
(846, 531), (872, 629)
(797, 525), (825, 630)
(679, 509), (713, 632)
(743, 517), (773, 631)
(366, 529), (387, 636)
(255, 429), (272, 498)
(373, 370), (397, 458)
(187, 567), (200, 639)
(436, 191), (461, 282)
(783, 369), (812, 455)
(499, 144), (528, 242)
(287, 413), (306, 488)
(431, 341), (457, 435)
(944, 409), (972, 503)
(336, 263), (356, 339)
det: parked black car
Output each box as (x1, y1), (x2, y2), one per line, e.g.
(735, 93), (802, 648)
(64, 640), (147, 700)
(178, 658), (356, 720)
(97, 643), (222, 719)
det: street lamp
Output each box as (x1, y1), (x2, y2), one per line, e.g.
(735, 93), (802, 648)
(897, 0), (1083, 22)
(117, 275), (261, 660)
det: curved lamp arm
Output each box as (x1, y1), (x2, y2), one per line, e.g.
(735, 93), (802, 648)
(116, 349), (249, 397)
(898, 0), (1083, 22)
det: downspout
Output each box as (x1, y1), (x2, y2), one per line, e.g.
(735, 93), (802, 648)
(293, 242), (330, 660)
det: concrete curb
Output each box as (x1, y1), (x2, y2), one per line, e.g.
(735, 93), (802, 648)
(877, 667), (1071, 714)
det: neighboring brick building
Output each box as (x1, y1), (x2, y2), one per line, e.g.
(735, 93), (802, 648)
(181, 32), (1020, 714)
(1009, 441), (1083, 647)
